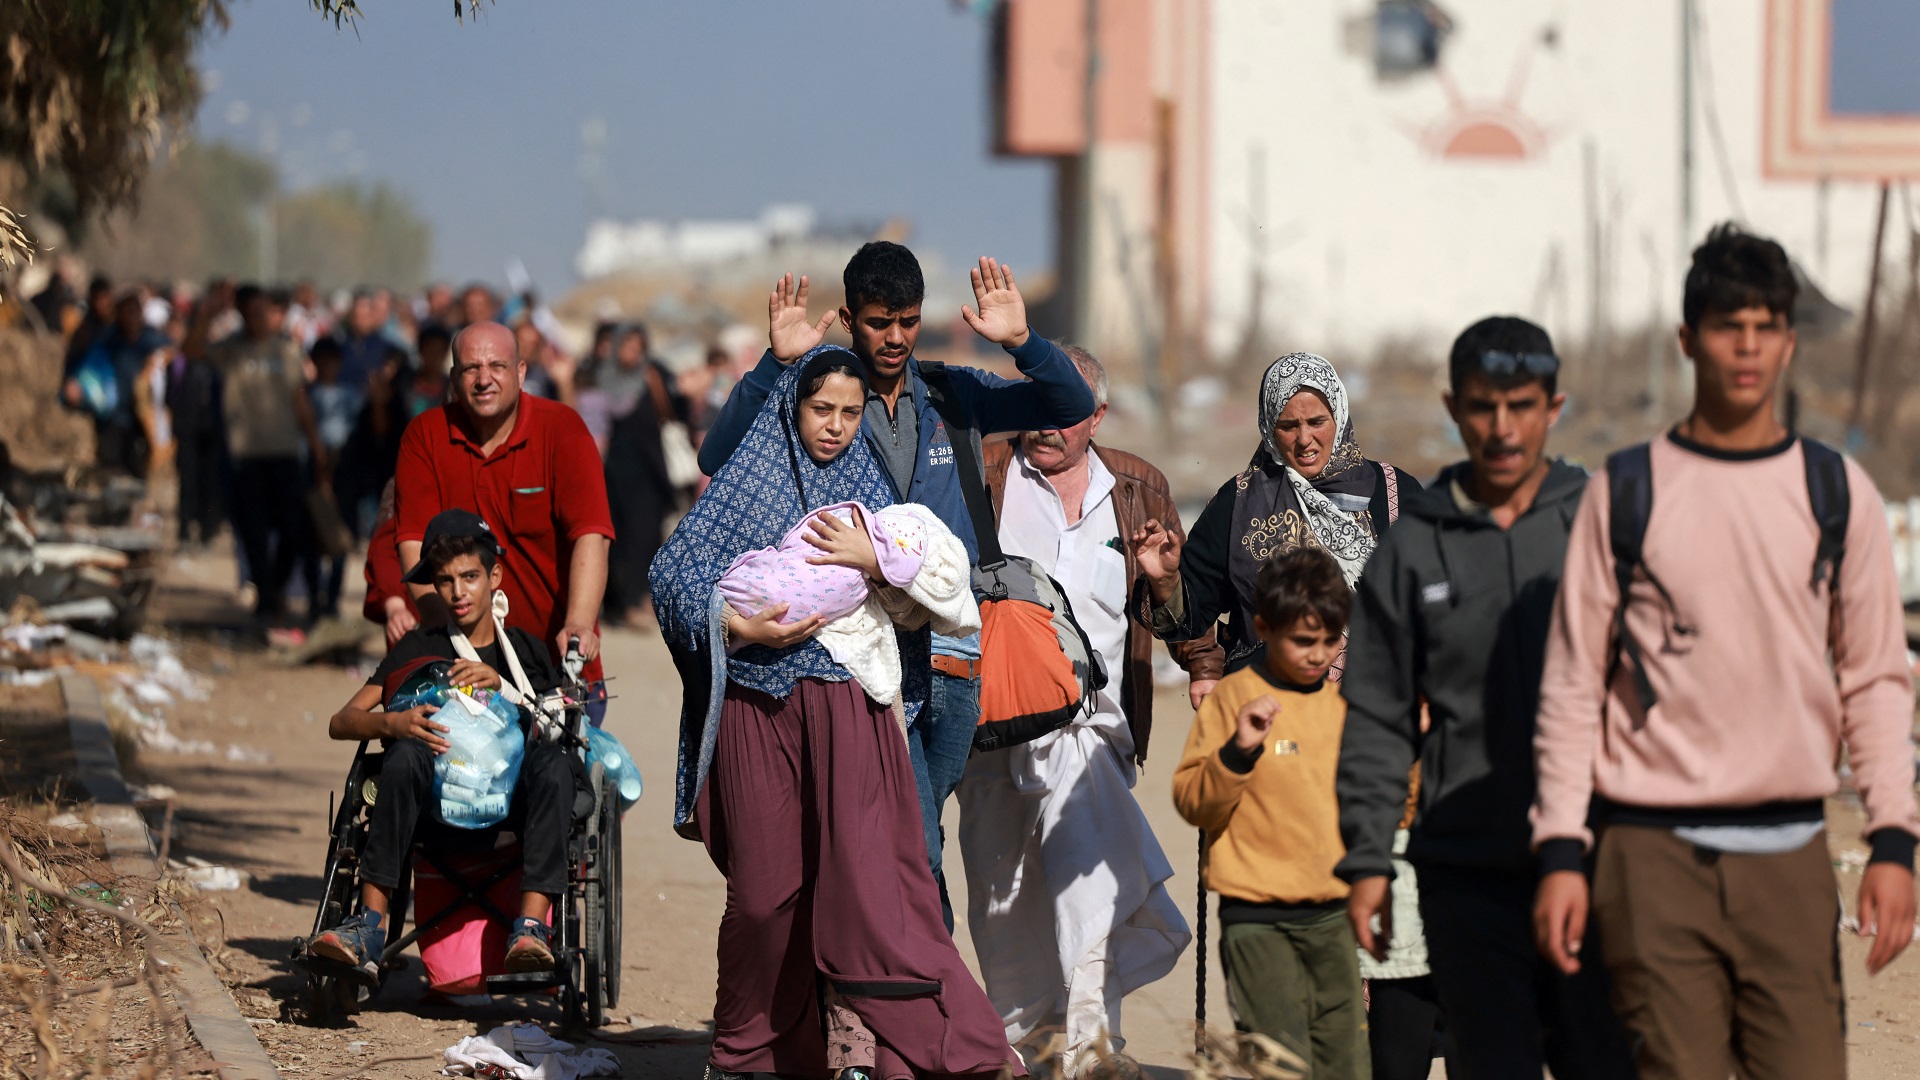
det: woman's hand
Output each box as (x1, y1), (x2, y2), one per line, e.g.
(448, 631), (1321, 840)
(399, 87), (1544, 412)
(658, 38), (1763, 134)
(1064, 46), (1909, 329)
(1188, 679), (1219, 710)
(728, 603), (826, 649)
(447, 659), (503, 693)
(803, 509), (881, 578)
(384, 705), (450, 754)
(1130, 518), (1183, 605)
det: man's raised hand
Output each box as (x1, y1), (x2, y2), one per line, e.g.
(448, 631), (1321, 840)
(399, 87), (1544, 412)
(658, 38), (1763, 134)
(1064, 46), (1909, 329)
(769, 273), (838, 362)
(960, 257), (1030, 349)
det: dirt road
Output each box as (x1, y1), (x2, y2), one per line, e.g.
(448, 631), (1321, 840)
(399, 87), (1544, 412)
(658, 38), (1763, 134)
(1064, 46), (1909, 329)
(133, 549), (1920, 1078)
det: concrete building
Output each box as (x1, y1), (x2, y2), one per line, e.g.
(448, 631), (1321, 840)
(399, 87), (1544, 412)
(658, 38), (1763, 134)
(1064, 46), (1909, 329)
(992, 0), (1915, 384)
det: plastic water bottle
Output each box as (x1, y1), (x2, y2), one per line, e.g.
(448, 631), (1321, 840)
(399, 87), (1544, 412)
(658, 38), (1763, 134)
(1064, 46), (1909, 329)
(584, 726), (643, 808)
(429, 687), (525, 829)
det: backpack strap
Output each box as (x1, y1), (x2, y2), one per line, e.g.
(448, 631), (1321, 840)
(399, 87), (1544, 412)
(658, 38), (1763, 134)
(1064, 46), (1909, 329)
(919, 362), (1006, 572)
(1801, 438), (1850, 593)
(1605, 444), (1660, 711)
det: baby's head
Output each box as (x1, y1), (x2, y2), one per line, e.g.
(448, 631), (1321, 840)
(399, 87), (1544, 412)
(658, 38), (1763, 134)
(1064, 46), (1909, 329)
(795, 352), (868, 464)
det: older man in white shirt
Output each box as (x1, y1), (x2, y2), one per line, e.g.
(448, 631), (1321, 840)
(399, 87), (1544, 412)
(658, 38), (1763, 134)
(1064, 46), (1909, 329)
(958, 346), (1216, 1079)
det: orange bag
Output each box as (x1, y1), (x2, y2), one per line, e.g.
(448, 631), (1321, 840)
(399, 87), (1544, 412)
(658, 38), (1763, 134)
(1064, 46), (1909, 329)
(975, 592), (1087, 743)
(922, 362), (1109, 753)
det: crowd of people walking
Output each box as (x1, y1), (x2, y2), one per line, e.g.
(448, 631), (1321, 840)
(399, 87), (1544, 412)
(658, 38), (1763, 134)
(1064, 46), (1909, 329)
(660, 225), (1915, 1080)
(29, 267), (714, 637)
(28, 220), (1918, 1080)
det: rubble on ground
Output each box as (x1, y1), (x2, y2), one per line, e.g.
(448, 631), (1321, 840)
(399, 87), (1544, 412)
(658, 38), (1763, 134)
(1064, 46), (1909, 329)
(0, 491), (157, 639)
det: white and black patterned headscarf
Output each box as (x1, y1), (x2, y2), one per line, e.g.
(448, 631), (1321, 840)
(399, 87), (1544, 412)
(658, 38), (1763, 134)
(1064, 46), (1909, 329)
(1228, 353), (1381, 609)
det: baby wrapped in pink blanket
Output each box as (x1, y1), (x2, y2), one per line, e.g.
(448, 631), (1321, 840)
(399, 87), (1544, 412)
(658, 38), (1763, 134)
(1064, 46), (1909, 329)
(716, 501), (977, 706)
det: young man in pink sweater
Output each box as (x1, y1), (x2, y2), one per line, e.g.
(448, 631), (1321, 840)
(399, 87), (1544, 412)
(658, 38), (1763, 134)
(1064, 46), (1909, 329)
(1531, 223), (1918, 1077)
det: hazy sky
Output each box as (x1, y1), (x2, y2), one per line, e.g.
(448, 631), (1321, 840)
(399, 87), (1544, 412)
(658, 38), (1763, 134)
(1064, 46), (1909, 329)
(192, 0), (1054, 290)
(1831, 0), (1920, 114)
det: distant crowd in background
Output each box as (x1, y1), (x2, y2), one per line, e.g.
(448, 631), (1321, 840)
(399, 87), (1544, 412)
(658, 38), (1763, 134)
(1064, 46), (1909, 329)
(25, 264), (741, 632)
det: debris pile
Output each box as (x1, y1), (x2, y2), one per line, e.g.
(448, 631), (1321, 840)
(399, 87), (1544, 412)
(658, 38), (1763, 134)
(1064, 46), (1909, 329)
(0, 490), (156, 639)
(0, 624), (259, 766)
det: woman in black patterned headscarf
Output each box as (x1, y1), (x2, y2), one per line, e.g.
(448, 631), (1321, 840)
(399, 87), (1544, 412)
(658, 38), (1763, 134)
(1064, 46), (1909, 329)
(1133, 352), (1420, 675)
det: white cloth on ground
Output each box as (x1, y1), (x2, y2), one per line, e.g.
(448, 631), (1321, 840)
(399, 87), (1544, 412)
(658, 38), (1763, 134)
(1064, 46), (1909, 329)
(441, 1024), (619, 1080)
(958, 448), (1190, 1071)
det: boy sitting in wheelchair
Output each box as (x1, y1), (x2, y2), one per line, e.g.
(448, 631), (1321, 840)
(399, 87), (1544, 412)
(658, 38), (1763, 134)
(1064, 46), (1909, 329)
(306, 508), (582, 981)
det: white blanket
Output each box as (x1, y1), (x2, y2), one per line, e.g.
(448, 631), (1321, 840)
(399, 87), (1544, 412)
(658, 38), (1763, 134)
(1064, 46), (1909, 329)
(814, 504), (979, 707)
(442, 1024), (620, 1080)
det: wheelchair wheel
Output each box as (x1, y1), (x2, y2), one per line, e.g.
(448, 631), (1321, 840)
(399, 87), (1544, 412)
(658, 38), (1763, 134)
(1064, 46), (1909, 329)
(305, 970), (358, 1026)
(301, 746), (403, 1025)
(309, 749), (377, 941)
(581, 770), (615, 1028)
(602, 801), (623, 1012)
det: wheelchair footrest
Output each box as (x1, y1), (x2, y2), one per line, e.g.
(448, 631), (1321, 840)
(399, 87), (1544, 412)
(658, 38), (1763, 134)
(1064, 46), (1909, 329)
(484, 970), (567, 992)
(293, 953), (382, 988)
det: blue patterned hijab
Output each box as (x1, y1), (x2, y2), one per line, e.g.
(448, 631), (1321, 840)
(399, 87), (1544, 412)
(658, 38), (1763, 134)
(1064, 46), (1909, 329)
(650, 346), (911, 838)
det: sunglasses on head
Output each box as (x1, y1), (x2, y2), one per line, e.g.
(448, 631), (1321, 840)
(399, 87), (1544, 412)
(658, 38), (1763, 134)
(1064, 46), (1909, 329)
(1476, 350), (1560, 378)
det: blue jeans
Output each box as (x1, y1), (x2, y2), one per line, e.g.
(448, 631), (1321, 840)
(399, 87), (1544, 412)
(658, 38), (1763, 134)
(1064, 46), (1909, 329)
(908, 671), (979, 931)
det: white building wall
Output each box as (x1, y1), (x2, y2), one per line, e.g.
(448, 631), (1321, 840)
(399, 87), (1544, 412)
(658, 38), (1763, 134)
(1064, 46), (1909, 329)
(1203, 0), (1886, 363)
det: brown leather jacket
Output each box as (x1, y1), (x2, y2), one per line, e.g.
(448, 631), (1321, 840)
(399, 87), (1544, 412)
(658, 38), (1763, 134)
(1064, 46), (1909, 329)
(982, 440), (1225, 766)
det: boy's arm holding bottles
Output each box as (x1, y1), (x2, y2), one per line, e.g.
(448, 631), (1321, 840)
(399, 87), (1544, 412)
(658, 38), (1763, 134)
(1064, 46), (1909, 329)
(328, 682), (452, 753)
(328, 653), (526, 753)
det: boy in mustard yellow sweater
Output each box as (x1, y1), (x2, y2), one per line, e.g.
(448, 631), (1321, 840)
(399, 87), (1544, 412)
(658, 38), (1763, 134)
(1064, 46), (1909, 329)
(1173, 546), (1364, 1079)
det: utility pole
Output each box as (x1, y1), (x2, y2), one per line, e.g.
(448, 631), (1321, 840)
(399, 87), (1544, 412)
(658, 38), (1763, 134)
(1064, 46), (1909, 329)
(1075, 0), (1101, 346)
(1848, 182), (1893, 440)
(1679, 0), (1695, 251)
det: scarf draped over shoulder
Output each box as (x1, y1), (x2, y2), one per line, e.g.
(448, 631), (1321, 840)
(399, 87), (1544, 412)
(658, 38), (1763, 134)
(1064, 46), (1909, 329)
(649, 347), (921, 838)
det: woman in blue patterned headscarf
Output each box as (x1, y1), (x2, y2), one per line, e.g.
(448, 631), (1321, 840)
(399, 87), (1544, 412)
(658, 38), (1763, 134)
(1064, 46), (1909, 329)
(650, 347), (1015, 1080)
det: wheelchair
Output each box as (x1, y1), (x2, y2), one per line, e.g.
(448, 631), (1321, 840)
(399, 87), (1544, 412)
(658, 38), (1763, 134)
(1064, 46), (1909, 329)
(293, 648), (623, 1030)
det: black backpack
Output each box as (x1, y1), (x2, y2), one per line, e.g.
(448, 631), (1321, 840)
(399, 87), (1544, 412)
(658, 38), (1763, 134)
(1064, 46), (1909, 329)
(1605, 437), (1849, 710)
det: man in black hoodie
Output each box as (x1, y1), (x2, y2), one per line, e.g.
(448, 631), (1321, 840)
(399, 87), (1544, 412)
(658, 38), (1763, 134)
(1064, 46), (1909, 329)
(1335, 317), (1634, 1080)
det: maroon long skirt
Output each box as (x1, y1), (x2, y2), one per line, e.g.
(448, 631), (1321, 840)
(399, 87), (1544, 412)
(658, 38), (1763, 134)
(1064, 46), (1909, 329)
(698, 677), (1018, 1080)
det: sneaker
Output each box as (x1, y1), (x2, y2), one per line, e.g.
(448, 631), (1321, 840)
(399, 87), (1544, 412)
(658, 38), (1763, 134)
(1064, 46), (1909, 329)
(702, 1065), (747, 1080)
(306, 910), (384, 983)
(503, 917), (554, 973)
(835, 1069), (877, 1080)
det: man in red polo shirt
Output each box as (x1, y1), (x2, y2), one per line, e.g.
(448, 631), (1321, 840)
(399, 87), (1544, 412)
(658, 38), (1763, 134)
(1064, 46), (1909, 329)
(393, 321), (614, 685)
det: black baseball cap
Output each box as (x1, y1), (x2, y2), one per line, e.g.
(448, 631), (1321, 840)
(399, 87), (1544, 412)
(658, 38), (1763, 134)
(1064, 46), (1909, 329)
(403, 508), (504, 584)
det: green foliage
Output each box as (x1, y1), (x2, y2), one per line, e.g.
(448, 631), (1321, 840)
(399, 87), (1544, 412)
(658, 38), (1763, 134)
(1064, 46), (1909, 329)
(0, 1), (230, 224)
(278, 181), (432, 287)
(82, 139), (432, 288)
(310, 0), (490, 27)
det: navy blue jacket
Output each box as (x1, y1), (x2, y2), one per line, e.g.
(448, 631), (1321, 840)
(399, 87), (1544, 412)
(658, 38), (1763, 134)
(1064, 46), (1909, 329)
(697, 334), (1096, 654)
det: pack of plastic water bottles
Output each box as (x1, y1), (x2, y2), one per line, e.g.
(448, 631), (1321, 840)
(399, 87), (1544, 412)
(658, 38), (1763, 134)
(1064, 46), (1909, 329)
(386, 662), (527, 829)
(430, 689), (525, 828)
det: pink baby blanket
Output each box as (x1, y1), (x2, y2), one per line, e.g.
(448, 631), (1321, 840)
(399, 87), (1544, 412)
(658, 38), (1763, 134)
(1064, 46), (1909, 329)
(715, 501), (929, 625)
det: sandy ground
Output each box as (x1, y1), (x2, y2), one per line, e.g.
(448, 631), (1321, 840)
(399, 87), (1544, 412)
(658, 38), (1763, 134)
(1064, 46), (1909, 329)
(125, 547), (1920, 1079)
